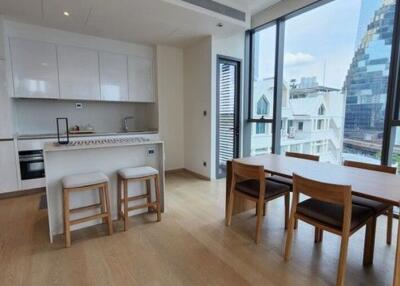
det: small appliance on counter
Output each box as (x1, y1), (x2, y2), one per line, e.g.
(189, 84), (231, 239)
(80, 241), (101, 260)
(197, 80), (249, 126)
(69, 124), (96, 135)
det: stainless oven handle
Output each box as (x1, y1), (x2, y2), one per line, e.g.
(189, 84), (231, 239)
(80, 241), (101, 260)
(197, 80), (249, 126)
(19, 157), (44, 162)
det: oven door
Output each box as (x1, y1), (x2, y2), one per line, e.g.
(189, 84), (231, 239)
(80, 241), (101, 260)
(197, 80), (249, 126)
(19, 150), (45, 180)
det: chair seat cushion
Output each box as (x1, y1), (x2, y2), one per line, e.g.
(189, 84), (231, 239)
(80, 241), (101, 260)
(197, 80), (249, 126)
(352, 196), (390, 214)
(118, 166), (158, 179)
(267, 175), (293, 187)
(235, 179), (290, 200)
(297, 198), (374, 231)
(62, 172), (108, 189)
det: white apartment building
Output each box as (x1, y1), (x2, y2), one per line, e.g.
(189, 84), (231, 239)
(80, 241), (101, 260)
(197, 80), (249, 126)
(251, 77), (346, 163)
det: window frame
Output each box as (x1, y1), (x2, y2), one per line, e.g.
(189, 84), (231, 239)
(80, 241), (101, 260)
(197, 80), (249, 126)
(246, 0), (400, 166)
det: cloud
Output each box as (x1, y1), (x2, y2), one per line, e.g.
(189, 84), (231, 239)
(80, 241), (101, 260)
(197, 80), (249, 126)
(284, 52), (315, 66)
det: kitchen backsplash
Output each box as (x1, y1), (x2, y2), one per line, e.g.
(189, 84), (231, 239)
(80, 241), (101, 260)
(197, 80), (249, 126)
(14, 98), (158, 134)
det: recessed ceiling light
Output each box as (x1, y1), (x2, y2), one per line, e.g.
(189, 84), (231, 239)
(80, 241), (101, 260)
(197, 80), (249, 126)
(63, 11), (70, 16)
(217, 23), (223, 28)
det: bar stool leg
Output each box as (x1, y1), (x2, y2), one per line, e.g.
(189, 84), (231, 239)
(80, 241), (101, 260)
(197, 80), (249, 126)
(123, 179), (129, 231)
(146, 179), (152, 213)
(154, 175), (161, 222)
(99, 186), (107, 224)
(117, 175), (122, 220)
(63, 188), (71, 248)
(103, 183), (113, 235)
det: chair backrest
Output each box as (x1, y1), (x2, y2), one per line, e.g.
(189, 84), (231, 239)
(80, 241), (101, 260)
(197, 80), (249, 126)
(292, 173), (352, 206)
(343, 160), (397, 174)
(231, 160), (265, 181)
(286, 152), (319, 161)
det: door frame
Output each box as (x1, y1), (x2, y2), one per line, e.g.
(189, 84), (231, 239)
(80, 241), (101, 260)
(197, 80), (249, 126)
(215, 55), (241, 179)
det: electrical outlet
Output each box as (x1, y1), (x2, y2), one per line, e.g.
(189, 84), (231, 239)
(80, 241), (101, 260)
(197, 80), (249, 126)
(75, 103), (83, 109)
(203, 161), (207, 167)
(147, 147), (156, 157)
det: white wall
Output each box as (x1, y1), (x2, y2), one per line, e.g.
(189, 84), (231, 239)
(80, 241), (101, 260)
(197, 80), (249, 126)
(252, 0), (319, 28)
(183, 37), (212, 178)
(156, 45), (185, 171)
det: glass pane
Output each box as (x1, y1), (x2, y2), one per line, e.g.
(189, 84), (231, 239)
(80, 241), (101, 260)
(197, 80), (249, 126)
(279, 0), (396, 164)
(390, 127), (400, 172)
(250, 123), (273, 156)
(251, 24), (276, 120)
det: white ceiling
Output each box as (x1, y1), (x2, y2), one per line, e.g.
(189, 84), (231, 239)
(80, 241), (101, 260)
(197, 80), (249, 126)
(0, 0), (280, 47)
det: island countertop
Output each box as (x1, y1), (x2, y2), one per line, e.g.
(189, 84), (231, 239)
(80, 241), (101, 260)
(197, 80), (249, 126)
(44, 137), (163, 152)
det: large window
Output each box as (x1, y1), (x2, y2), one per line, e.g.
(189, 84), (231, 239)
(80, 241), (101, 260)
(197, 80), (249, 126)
(248, 0), (399, 165)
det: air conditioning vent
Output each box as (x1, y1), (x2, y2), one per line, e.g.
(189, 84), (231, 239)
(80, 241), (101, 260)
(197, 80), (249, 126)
(182, 0), (246, 22)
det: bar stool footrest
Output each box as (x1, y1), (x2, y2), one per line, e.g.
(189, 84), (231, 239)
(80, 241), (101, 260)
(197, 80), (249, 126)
(70, 203), (102, 214)
(70, 213), (108, 225)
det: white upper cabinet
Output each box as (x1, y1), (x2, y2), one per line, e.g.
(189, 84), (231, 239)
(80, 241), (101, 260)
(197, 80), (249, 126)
(10, 38), (59, 99)
(58, 45), (100, 100)
(99, 52), (128, 101)
(128, 56), (155, 102)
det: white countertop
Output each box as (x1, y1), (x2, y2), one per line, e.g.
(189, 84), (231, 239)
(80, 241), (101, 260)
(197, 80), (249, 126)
(18, 130), (158, 140)
(44, 137), (163, 152)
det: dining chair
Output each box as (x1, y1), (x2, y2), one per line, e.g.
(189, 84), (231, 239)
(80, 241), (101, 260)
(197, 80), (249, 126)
(226, 160), (291, 243)
(284, 174), (375, 286)
(344, 160), (396, 250)
(267, 151), (320, 231)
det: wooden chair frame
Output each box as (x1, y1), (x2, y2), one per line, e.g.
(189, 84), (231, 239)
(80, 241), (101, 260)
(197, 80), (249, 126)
(226, 160), (290, 244)
(284, 174), (375, 286)
(117, 173), (161, 231)
(343, 160), (397, 248)
(63, 181), (113, 248)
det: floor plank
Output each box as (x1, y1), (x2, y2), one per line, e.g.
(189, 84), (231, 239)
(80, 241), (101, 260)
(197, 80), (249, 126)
(0, 171), (396, 285)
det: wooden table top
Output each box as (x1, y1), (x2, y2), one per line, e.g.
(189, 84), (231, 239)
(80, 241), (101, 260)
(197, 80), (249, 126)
(236, 154), (400, 206)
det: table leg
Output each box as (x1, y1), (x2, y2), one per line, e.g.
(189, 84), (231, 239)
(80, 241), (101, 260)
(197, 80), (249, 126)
(393, 215), (400, 285)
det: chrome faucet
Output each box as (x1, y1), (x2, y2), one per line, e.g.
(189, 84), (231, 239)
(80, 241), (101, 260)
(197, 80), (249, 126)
(123, 116), (134, 132)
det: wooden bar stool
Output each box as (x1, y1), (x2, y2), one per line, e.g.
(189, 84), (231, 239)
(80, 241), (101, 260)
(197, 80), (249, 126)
(117, 166), (161, 231)
(62, 172), (113, 248)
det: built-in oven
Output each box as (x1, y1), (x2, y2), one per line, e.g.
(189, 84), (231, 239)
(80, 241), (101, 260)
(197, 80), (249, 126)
(19, 150), (45, 180)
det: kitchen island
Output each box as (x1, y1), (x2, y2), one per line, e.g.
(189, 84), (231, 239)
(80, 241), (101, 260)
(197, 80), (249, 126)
(43, 136), (164, 242)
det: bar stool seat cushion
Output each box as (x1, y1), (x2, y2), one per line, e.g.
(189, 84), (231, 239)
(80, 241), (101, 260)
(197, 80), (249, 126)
(297, 198), (374, 231)
(118, 166), (158, 179)
(62, 172), (109, 189)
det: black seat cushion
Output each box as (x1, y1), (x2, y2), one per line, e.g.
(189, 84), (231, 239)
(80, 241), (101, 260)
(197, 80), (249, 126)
(267, 175), (293, 187)
(235, 179), (290, 200)
(297, 198), (374, 231)
(352, 196), (390, 214)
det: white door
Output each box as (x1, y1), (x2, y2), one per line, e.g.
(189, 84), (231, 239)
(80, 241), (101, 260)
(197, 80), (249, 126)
(9, 38), (59, 99)
(58, 45), (100, 100)
(0, 140), (19, 193)
(128, 56), (155, 102)
(99, 52), (128, 101)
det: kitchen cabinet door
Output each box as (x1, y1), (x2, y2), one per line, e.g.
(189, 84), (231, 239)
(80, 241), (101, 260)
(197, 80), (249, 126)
(10, 38), (59, 99)
(128, 56), (155, 102)
(99, 52), (128, 101)
(58, 45), (100, 100)
(0, 140), (19, 193)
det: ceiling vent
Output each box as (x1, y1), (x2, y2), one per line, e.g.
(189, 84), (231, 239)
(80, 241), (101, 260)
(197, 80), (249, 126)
(182, 0), (246, 22)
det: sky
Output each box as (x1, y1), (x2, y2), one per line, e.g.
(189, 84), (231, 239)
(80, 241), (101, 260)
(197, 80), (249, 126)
(257, 0), (385, 89)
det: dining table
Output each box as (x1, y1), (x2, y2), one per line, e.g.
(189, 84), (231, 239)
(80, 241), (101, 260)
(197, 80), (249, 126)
(225, 154), (400, 286)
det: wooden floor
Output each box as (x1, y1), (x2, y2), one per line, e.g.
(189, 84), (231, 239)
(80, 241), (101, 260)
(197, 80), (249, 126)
(0, 171), (397, 285)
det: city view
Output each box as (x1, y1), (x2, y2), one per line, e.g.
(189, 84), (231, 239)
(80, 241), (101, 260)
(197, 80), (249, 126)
(251, 0), (398, 166)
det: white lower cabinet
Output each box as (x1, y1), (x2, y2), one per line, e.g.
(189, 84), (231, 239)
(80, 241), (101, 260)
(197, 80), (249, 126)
(0, 140), (19, 193)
